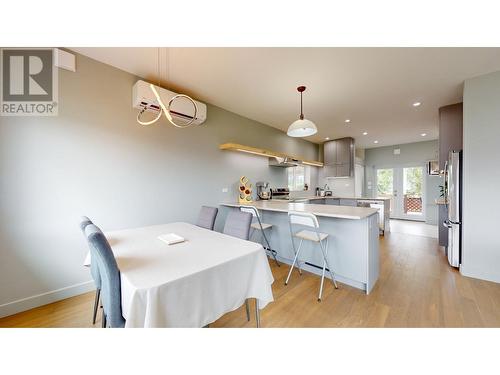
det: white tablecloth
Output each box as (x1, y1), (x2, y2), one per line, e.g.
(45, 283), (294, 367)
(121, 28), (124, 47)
(84, 222), (274, 327)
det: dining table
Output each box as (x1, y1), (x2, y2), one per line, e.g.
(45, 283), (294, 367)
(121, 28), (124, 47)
(84, 222), (275, 328)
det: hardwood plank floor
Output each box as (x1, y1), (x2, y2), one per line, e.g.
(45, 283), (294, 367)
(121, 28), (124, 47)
(1, 230), (500, 328)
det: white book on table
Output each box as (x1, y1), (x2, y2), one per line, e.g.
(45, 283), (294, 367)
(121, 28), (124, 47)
(158, 233), (185, 245)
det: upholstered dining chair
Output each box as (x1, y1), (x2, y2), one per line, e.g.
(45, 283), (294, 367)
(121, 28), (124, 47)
(79, 216), (102, 324)
(196, 206), (218, 230)
(85, 224), (125, 328)
(222, 209), (253, 321)
(223, 210), (253, 240)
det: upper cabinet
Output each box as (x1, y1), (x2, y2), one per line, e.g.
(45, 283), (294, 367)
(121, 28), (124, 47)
(439, 103), (463, 170)
(323, 140), (337, 165)
(323, 137), (355, 178)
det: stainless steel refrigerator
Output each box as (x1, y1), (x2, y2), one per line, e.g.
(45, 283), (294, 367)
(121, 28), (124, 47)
(444, 150), (462, 268)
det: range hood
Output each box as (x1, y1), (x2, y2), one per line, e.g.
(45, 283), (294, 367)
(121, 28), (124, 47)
(269, 156), (302, 168)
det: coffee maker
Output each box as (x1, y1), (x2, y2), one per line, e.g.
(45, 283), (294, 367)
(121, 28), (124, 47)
(256, 181), (270, 200)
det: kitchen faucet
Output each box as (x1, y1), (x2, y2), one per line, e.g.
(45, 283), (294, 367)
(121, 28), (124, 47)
(324, 184), (330, 191)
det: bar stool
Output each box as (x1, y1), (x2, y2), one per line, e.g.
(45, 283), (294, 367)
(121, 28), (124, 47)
(239, 206), (280, 267)
(286, 211), (338, 301)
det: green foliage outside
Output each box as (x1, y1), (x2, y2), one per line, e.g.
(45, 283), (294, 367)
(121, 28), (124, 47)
(404, 167), (422, 196)
(377, 167), (422, 197)
(377, 169), (393, 196)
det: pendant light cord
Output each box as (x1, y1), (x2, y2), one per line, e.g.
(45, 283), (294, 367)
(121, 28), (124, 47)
(300, 91), (304, 120)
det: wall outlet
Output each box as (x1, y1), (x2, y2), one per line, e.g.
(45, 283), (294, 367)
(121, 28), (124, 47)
(222, 187), (228, 193)
(394, 148), (401, 155)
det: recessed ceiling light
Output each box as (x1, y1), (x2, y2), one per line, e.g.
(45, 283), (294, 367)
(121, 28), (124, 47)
(363, 132), (368, 135)
(374, 140), (379, 144)
(421, 133), (427, 137)
(325, 137), (330, 140)
(345, 119), (351, 123)
(413, 102), (421, 107)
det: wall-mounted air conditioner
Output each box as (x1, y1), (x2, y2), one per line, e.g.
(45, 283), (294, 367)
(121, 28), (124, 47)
(132, 80), (207, 126)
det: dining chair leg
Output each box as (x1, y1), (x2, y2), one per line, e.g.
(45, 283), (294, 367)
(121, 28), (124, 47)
(102, 313), (107, 328)
(255, 299), (260, 328)
(245, 299), (251, 321)
(92, 288), (100, 324)
(285, 238), (303, 285)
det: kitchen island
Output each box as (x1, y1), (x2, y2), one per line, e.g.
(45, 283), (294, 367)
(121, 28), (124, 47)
(289, 196), (391, 234)
(220, 200), (380, 294)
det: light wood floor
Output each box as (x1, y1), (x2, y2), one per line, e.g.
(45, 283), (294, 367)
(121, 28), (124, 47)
(2, 230), (500, 328)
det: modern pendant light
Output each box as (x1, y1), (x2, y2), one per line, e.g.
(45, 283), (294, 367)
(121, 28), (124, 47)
(287, 86), (317, 137)
(137, 48), (198, 128)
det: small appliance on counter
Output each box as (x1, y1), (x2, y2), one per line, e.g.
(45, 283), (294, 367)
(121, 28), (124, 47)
(270, 187), (290, 200)
(256, 181), (270, 200)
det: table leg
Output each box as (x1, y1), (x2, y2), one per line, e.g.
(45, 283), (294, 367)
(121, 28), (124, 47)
(255, 298), (260, 328)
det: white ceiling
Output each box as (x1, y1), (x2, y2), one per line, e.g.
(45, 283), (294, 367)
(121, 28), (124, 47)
(71, 47), (500, 148)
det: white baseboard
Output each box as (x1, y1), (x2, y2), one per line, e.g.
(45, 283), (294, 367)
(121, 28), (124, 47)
(272, 254), (367, 292)
(0, 280), (95, 319)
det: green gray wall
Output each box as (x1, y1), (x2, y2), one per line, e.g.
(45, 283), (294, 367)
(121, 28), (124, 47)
(364, 140), (441, 224)
(462, 70), (500, 283)
(0, 52), (319, 316)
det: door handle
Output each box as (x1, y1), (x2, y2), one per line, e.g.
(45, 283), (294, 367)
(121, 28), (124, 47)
(443, 220), (452, 229)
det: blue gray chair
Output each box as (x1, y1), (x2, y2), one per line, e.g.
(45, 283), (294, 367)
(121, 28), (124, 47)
(85, 224), (125, 328)
(223, 210), (253, 240)
(196, 206), (218, 230)
(222, 209), (253, 321)
(79, 216), (101, 324)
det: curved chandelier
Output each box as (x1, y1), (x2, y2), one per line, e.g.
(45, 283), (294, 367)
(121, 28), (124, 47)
(287, 86), (317, 137)
(137, 48), (198, 128)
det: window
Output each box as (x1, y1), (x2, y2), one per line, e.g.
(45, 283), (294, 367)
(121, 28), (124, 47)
(288, 165), (310, 191)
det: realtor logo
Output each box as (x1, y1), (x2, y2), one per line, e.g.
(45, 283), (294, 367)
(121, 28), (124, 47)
(1, 48), (58, 116)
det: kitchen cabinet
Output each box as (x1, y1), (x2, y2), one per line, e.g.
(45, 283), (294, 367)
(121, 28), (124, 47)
(438, 102), (462, 249)
(323, 141), (337, 166)
(323, 137), (354, 178)
(439, 103), (463, 170)
(326, 199), (340, 205)
(339, 199), (357, 207)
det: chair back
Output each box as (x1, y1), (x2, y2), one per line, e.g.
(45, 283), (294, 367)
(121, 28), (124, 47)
(288, 211), (319, 228)
(85, 224), (125, 328)
(196, 206), (218, 230)
(223, 210), (253, 240)
(79, 216), (92, 231)
(79, 216), (101, 289)
(239, 206), (260, 218)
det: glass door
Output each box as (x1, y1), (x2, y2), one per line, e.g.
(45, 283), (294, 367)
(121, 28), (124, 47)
(376, 168), (395, 217)
(376, 165), (425, 221)
(400, 166), (425, 220)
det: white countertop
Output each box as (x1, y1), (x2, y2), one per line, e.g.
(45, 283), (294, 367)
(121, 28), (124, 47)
(292, 196), (391, 202)
(221, 200), (379, 220)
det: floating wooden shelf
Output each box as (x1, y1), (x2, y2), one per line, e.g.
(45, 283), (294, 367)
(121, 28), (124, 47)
(219, 143), (324, 167)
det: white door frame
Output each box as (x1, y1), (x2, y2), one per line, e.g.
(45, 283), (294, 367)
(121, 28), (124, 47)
(375, 163), (426, 222)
